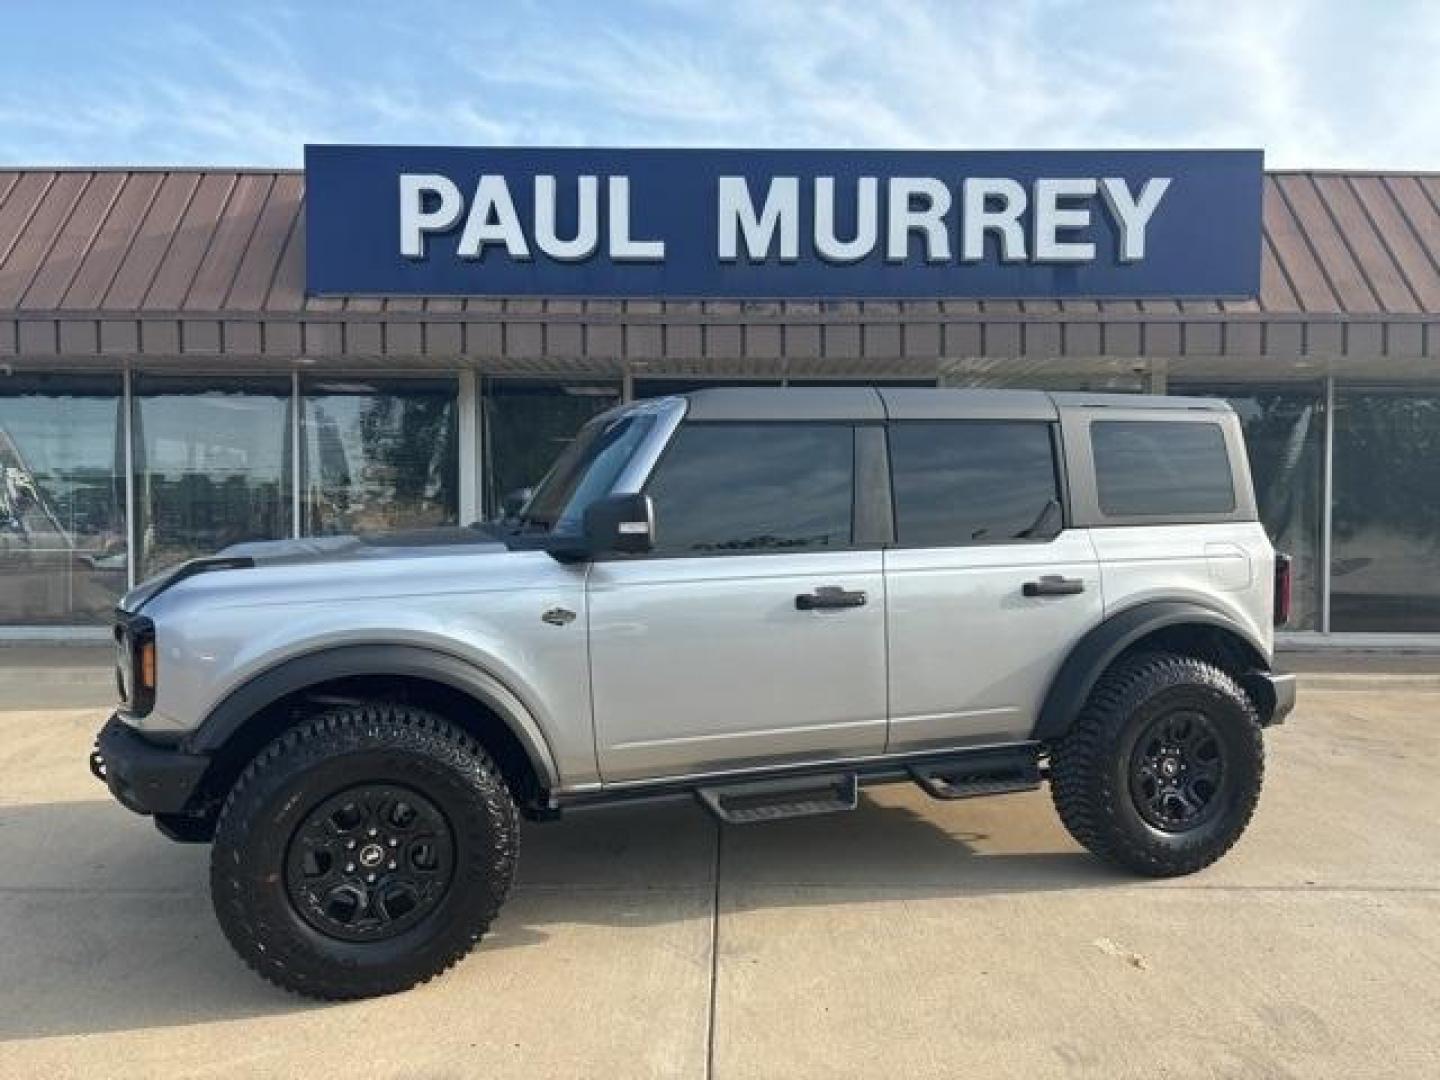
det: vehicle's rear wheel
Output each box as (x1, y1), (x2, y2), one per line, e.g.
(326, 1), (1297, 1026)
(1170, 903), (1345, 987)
(1049, 651), (1263, 877)
(210, 704), (517, 999)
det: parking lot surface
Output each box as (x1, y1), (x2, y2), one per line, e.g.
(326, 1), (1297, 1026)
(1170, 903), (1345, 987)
(1, 655), (1438, 1079)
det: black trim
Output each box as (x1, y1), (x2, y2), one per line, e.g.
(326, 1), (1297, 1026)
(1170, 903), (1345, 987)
(1033, 600), (1271, 741)
(92, 714), (211, 816)
(557, 741), (1042, 810)
(1241, 670), (1297, 726)
(853, 424), (894, 546)
(185, 644), (557, 787)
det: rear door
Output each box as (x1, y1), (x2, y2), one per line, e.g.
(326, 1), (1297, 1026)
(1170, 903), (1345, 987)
(587, 421), (888, 782)
(883, 418), (1102, 751)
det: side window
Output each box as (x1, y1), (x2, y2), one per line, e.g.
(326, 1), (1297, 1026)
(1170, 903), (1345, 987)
(644, 423), (854, 554)
(889, 421), (1061, 546)
(1091, 420), (1235, 516)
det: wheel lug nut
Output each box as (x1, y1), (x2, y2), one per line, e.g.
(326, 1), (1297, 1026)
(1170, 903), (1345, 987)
(368, 827), (378, 837)
(345, 863), (355, 873)
(388, 838), (399, 847)
(388, 860), (397, 870)
(346, 840), (356, 850)
(366, 873), (376, 883)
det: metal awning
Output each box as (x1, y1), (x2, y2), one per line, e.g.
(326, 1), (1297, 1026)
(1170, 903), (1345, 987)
(0, 168), (1437, 367)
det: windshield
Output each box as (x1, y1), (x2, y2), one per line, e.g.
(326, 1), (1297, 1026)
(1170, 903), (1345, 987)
(519, 413), (654, 533)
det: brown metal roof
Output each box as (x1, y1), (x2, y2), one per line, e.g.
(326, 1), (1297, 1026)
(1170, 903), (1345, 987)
(1, 167), (1438, 365)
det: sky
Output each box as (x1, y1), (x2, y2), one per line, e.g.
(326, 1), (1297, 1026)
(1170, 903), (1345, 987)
(1, 0), (1437, 170)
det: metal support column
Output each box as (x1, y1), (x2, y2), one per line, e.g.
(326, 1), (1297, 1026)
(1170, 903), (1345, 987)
(290, 370), (302, 538)
(457, 369), (481, 524)
(122, 367), (136, 589)
(1320, 375), (1335, 634)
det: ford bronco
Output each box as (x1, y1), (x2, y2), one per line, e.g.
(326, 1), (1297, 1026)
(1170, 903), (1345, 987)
(91, 387), (1296, 999)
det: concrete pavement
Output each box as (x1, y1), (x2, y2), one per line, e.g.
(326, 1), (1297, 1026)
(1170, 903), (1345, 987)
(0, 657), (1438, 1077)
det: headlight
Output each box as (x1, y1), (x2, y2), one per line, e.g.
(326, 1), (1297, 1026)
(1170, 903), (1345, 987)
(114, 617), (156, 714)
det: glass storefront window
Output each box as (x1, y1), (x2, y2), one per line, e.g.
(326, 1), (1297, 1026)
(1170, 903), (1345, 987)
(0, 374), (126, 623)
(1170, 384), (1325, 631)
(302, 378), (459, 535)
(482, 379), (621, 517)
(133, 377), (292, 579)
(1331, 388), (1440, 632)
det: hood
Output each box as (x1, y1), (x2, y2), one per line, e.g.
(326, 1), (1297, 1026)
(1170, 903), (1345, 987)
(118, 525), (511, 614)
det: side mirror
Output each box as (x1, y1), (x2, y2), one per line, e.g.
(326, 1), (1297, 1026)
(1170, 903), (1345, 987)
(584, 492), (655, 556)
(502, 486), (534, 520)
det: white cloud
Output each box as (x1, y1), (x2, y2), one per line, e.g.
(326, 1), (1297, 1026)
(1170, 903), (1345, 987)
(0, 0), (1436, 168)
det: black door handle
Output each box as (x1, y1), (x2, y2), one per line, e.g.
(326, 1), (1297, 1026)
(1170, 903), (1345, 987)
(796, 586), (868, 611)
(1022, 575), (1085, 598)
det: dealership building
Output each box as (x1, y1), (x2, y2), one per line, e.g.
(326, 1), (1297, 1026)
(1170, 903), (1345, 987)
(0, 148), (1438, 642)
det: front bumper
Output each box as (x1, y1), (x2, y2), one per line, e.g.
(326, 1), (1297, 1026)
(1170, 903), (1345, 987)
(1242, 670), (1298, 726)
(90, 714), (210, 816)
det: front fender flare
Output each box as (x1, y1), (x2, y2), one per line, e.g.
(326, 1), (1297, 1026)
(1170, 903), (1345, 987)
(1033, 600), (1270, 742)
(183, 644), (562, 789)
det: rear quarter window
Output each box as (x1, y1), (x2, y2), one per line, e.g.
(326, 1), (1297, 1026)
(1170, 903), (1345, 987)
(1091, 420), (1235, 516)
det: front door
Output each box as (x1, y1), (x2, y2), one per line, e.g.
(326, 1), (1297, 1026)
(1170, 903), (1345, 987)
(588, 421), (887, 782)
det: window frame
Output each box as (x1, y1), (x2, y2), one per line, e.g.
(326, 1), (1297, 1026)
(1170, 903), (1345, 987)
(1058, 404), (1258, 528)
(884, 418), (1069, 550)
(631, 419), (874, 559)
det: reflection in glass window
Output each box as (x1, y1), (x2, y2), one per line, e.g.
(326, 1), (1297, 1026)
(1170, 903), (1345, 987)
(483, 379), (621, 517)
(1173, 384), (1325, 631)
(483, 377), (619, 518)
(1332, 389), (1440, 632)
(133, 377), (291, 578)
(302, 379), (458, 536)
(1092, 421), (1235, 517)
(522, 414), (655, 534)
(0, 374), (126, 623)
(644, 423), (854, 554)
(890, 422), (1059, 546)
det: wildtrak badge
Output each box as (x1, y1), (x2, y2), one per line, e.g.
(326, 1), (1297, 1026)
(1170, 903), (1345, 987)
(305, 146), (1263, 299)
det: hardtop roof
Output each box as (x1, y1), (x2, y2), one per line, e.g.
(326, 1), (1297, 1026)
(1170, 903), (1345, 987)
(679, 386), (1230, 422)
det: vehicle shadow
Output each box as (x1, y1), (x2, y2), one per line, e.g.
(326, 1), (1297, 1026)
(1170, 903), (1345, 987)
(0, 787), (1119, 1041)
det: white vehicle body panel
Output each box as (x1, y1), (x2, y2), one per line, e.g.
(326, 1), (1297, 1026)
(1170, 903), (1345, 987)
(883, 529), (1103, 752)
(587, 551), (887, 781)
(133, 547), (601, 787)
(1089, 522), (1275, 654)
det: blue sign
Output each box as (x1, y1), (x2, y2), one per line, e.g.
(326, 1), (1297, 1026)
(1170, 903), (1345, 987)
(305, 145), (1263, 299)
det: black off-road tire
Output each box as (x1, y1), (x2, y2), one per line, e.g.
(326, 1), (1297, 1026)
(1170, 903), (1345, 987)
(1049, 651), (1264, 877)
(210, 703), (518, 1000)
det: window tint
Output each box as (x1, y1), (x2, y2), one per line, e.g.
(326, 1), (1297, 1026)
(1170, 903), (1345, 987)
(1092, 420), (1235, 516)
(645, 423), (853, 554)
(522, 413), (654, 533)
(889, 422), (1060, 546)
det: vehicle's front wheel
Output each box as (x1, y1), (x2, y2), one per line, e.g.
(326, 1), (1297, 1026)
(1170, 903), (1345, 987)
(1049, 651), (1264, 877)
(210, 704), (518, 999)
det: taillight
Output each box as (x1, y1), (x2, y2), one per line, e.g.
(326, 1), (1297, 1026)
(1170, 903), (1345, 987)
(1273, 553), (1293, 627)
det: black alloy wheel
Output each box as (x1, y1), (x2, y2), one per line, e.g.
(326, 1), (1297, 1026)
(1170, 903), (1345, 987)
(1127, 709), (1227, 833)
(285, 784), (456, 942)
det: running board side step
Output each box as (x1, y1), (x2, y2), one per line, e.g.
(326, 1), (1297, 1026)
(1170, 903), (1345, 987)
(696, 773), (859, 824)
(909, 746), (1042, 801)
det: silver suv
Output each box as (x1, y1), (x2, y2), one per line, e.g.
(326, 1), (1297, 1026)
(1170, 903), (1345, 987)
(91, 387), (1296, 999)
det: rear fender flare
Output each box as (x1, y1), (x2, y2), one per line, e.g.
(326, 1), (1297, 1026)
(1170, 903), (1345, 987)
(1034, 600), (1270, 742)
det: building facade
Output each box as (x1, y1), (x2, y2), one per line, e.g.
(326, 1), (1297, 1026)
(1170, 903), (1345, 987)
(1, 161), (1438, 640)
